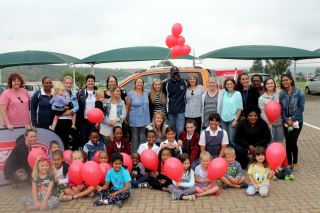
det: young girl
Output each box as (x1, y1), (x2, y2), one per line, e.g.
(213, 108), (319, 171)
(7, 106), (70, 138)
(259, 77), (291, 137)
(246, 146), (272, 197)
(95, 152), (131, 208)
(168, 153), (196, 200)
(107, 126), (131, 157)
(52, 150), (69, 196)
(147, 147), (174, 192)
(194, 151), (220, 197)
(160, 127), (182, 156)
(98, 151), (109, 164)
(50, 82), (76, 131)
(21, 157), (59, 211)
(59, 151), (95, 201)
(137, 130), (161, 155)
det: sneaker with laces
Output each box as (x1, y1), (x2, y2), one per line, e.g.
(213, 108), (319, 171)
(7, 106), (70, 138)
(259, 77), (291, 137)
(93, 199), (108, 206)
(185, 195), (195, 201)
(138, 182), (149, 188)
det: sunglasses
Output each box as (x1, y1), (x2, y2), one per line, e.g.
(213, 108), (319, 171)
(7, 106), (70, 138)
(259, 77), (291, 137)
(17, 97), (23, 103)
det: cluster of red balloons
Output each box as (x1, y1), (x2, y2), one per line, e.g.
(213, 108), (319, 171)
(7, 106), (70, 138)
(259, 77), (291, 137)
(87, 108), (105, 124)
(165, 23), (191, 58)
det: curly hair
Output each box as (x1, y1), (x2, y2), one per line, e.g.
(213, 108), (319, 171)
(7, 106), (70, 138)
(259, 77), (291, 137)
(7, 73), (24, 88)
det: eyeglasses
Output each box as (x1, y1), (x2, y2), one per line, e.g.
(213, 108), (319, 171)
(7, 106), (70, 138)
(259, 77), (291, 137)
(191, 90), (194, 96)
(17, 97), (23, 103)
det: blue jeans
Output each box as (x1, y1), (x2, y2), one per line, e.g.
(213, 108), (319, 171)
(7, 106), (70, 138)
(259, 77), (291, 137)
(221, 120), (237, 147)
(131, 175), (148, 188)
(275, 167), (292, 179)
(168, 112), (185, 140)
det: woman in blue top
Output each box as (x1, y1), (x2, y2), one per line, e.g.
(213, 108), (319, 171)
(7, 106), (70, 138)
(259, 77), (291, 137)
(220, 79), (243, 147)
(279, 74), (305, 170)
(127, 78), (150, 153)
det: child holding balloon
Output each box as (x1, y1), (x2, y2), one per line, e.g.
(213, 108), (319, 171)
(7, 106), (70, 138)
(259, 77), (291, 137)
(21, 157), (59, 211)
(194, 151), (220, 197)
(52, 150), (69, 196)
(137, 130), (161, 155)
(98, 151), (109, 164)
(168, 153), (196, 200)
(246, 146), (272, 197)
(160, 127), (182, 156)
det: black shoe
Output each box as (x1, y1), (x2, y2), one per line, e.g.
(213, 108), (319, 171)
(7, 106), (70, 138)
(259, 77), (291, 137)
(115, 200), (123, 208)
(93, 200), (105, 206)
(240, 183), (248, 188)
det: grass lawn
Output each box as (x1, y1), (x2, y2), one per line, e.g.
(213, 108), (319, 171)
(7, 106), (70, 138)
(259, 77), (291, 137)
(295, 81), (306, 90)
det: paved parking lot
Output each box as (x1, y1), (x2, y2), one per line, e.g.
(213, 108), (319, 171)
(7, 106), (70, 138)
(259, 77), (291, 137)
(0, 94), (320, 213)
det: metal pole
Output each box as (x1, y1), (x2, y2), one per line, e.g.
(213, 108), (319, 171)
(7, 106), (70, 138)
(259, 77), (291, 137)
(0, 69), (2, 84)
(73, 67), (76, 93)
(293, 60), (297, 81)
(91, 64), (95, 75)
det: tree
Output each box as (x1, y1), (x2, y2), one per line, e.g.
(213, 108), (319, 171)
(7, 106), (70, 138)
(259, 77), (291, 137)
(61, 70), (86, 88)
(264, 59), (292, 79)
(249, 60), (264, 73)
(315, 67), (320, 75)
(156, 60), (174, 67)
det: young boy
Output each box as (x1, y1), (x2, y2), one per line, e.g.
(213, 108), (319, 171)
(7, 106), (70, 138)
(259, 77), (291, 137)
(131, 153), (148, 188)
(49, 141), (61, 159)
(94, 152), (131, 208)
(83, 129), (106, 161)
(137, 130), (161, 155)
(220, 147), (247, 189)
(52, 150), (69, 196)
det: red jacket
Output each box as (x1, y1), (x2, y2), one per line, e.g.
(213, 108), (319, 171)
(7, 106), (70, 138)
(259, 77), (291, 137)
(107, 138), (131, 158)
(179, 131), (200, 163)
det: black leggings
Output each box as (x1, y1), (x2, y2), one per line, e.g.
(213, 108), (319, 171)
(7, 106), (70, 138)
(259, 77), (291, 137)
(55, 119), (81, 150)
(284, 123), (303, 165)
(147, 174), (172, 191)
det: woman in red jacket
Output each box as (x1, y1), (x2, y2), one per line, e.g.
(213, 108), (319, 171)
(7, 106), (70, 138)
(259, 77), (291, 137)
(178, 119), (200, 169)
(107, 126), (131, 157)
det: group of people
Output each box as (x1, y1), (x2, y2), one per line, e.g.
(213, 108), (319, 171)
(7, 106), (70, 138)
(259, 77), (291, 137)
(0, 66), (304, 210)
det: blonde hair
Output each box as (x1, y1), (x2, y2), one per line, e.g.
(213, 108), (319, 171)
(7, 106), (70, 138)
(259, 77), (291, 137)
(187, 74), (198, 87)
(199, 151), (212, 162)
(224, 147), (236, 157)
(96, 89), (105, 100)
(63, 76), (73, 83)
(149, 79), (166, 106)
(151, 111), (167, 140)
(52, 82), (65, 96)
(72, 150), (85, 162)
(24, 125), (37, 137)
(32, 158), (56, 181)
(133, 77), (144, 92)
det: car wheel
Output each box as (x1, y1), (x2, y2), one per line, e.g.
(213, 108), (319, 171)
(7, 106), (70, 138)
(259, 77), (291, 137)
(305, 86), (310, 94)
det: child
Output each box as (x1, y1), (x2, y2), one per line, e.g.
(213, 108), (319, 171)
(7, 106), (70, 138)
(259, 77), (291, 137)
(272, 156), (295, 181)
(49, 140), (61, 159)
(21, 157), (59, 211)
(107, 126), (131, 157)
(83, 129), (107, 161)
(52, 150), (69, 196)
(168, 153), (196, 200)
(131, 153), (148, 188)
(147, 147), (174, 192)
(178, 119), (200, 168)
(220, 147), (247, 189)
(50, 83), (76, 131)
(94, 152), (131, 208)
(137, 130), (161, 155)
(95, 89), (106, 130)
(59, 151), (95, 201)
(98, 151), (109, 164)
(160, 127), (182, 156)
(246, 146), (272, 197)
(194, 151), (220, 197)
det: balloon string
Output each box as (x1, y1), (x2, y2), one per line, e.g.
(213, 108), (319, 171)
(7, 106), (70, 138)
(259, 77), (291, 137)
(165, 50), (171, 61)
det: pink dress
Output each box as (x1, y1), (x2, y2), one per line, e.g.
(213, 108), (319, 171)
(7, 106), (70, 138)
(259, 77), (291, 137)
(0, 88), (31, 127)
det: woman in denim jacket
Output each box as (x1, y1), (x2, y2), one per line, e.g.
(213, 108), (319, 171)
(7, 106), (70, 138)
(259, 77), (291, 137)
(100, 86), (127, 142)
(279, 74), (305, 170)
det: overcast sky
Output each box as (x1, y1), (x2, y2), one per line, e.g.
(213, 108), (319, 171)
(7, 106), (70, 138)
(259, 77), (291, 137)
(1, 0), (320, 69)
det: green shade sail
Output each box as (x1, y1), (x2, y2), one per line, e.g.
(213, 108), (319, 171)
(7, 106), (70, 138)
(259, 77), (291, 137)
(200, 45), (320, 60)
(0, 50), (79, 69)
(79, 46), (195, 64)
(314, 48), (320, 54)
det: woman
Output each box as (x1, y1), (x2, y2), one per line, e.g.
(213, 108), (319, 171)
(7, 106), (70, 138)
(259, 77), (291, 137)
(201, 77), (223, 130)
(185, 74), (204, 133)
(105, 75), (126, 101)
(279, 74), (304, 170)
(30, 76), (53, 129)
(4, 126), (37, 185)
(54, 76), (80, 150)
(145, 111), (169, 146)
(235, 105), (271, 169)
(0, 73), (31, 129)
(236, 73), (260, 115)
(101, 86), (127, 141)
(127, 78), (150, 153)
(220, 79), (243, 147)
(258, 78), (284, 142)
(149, 79), (166, 120)
(77, 74), (98, 146)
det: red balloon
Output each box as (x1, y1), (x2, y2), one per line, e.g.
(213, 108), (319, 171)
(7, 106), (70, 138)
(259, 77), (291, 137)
(176, 36), (185, 46)
(172, 23), (183, 37)
(28, 148), (46, 168)
(166, 35), (178, 48)
(81, 161), (102, 187)
(68, 161), (84, 185)
(266, 142), (286, 170)
(208, 157), (228, 180)
(163, 157), (183, 182)
(87, 108), (105, 124)
(141, 149), (159, 171)
(265, 101), (281, 122)
(63, 150), (72, 165)
(121, 153), (132, 172)
(171, 45), (183, 58)
(99, 163), (112, 184)
(181, 45), (191, 56)
(93, 151), (103, 163)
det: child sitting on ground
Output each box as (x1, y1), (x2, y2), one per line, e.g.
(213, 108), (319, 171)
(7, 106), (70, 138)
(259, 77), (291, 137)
(97, 151), (109, 164)
(107, 126), (131, 157)
(52, 150), (69, 196)
(220, 147), (247, 189)
(160, 127), (182, 156)
(94, 152), (131, 208)
(131, 153), (148, 188)
(83, 129), (106, 161)
(272, 156), (295, 181)
(137, 130), (161, 155)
